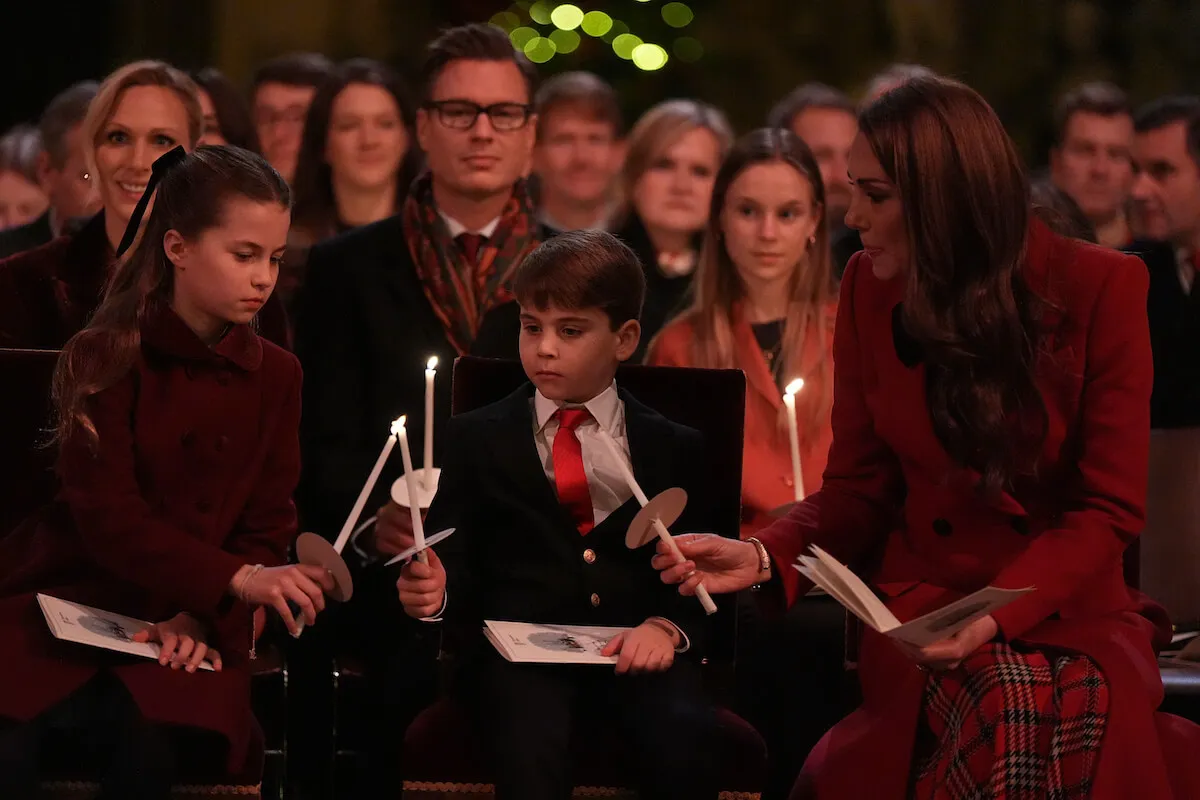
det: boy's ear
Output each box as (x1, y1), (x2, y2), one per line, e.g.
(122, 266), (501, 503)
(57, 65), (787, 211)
(614, 319), (641, 362)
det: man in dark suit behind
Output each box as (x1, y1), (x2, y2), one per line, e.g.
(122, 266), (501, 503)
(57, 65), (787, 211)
(1128, 95), (1200, 428)
(0, 82), (100, 259)
(291, 23), (549, 791)
(393, 231), (721, 800)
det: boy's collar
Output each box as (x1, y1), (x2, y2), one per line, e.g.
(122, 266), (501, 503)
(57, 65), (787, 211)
(534, 381), (621, 434)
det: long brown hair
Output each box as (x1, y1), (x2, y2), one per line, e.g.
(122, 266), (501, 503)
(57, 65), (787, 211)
(666, 128), (835, 443)
(53, 146), (291, 449)
(291, 58), (421, 241)
(859, 76), (1046, 493)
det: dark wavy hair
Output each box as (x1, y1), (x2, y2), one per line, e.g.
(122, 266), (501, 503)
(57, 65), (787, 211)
(192, 67), (261, 153)
(53, 146), (290, 449)
(291, 59), (420, 241)
(859, 76), (1047, 494)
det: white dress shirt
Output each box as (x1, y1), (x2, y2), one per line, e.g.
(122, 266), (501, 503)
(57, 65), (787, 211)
(440, 210), (501, 239)
(532, 382), (632, 527)
(1176, 247), (1196, 295)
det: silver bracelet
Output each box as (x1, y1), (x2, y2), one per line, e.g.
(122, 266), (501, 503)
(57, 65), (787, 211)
(745, 537), (772, 585)
(237, 563), (265, 603)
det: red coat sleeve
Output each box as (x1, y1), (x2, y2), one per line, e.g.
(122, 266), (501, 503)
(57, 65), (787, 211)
(224, 354), (302, 568)
(757, 254), (906, 606)
(991, 254), (1152, 640)
(59, 373), (247, 615)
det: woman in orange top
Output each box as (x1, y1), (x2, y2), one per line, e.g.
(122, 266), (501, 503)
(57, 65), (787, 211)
(648, 127), (836, 537)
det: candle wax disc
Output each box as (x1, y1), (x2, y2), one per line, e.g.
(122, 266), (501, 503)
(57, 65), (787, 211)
(383, 527), (456, 567)
(625, 488), (688, 549)
(391, 468), (441, 510)
(295, 532), (354, 602)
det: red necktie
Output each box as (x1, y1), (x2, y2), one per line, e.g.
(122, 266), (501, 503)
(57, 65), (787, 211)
(553, 409), (594, 535)
(457, 233), (485, 265)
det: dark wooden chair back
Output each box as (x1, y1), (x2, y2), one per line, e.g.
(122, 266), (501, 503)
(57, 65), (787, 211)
(0, 348), (60, 537)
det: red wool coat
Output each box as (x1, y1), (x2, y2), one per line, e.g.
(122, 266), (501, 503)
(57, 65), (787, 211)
(0, 305), (302, 775)
(759, 221), (1200, 798)
(647, 301), (836, 538)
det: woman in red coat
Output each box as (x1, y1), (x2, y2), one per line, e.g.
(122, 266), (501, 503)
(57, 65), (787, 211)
(654, 76), (1200, 798)
(0, 146), (332, 799)
(647, 127), (836, 539)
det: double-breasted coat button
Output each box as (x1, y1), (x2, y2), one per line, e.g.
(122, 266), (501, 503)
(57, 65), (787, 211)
(583, 549), (596, 564)
(932, 518), (953, 537)
(1011, 516), (1030, 536)
(590, 593), (600, 607)
(784, 476), (794, 487)
(196, 499), (214, 513)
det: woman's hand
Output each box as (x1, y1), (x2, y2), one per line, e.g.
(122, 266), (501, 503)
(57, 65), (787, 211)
(601, 621), (677, 675)
(231, 564), (336, 636)
(132, 612), (221, 673)
(899, 615), (999, 671)
(650, 534), (763, 596)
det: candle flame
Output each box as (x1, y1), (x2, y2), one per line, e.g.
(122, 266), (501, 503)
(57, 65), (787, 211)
(426, 356), (439, 371)
(391, 416), (406, 435)
(784, 378), (805, 397)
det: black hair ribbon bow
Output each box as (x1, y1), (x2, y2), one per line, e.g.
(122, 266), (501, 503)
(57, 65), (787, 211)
(114, 145), (189, 258)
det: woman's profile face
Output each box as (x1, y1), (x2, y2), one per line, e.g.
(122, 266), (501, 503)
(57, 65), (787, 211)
(845, 132), (909, 279)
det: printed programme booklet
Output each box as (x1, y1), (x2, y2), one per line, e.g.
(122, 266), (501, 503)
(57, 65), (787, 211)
(37, 593), (216, 672)
(483, 620), (632, 665)
(794, 545), (1033, 648)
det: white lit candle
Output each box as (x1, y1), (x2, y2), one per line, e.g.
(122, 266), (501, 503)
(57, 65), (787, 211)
(332, 417), (401, 554)
(396, 416), (429, 564)
(423, 357), (438, 488)
(783, 378), (806, 502)
(598, 432), (717, 615)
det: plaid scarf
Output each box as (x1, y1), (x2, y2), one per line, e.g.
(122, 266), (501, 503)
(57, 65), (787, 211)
(403, 173), (542, 354)
(913, 642), (1108, 799)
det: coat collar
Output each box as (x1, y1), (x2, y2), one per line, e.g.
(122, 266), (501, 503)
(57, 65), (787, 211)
(141, 302), (263, 371)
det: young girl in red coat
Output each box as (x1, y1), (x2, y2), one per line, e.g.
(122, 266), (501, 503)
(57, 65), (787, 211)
(0, 145), (334, 799)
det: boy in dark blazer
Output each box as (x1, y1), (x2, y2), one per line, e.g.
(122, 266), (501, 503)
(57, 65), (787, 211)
(394, 230), (721, 800)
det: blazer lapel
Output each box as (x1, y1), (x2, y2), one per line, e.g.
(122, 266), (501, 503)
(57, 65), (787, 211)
(732, 304), (783, 412)
(490, 387), (582, 537)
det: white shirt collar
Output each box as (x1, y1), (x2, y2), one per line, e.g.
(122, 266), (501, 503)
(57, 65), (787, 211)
(439, 209), (501, 239)
(534, 381), (621, 435)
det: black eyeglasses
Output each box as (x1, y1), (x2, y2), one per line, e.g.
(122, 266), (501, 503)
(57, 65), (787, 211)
(424, 100), (533, 132)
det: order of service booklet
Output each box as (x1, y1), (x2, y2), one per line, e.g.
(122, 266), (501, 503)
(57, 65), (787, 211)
(483, 620), (632, 665)
(37, 593), (216, 672)
(794, 545), (1034, 648)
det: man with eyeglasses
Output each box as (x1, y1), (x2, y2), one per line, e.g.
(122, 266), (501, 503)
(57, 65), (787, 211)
(250, 52), (333, 183)
(292, 23), (545, 792)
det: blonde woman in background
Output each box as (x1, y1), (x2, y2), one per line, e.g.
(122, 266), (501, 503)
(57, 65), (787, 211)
(612, 99), (733, 358)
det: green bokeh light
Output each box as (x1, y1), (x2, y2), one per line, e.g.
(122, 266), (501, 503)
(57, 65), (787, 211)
(602, 20), (630, 43)
(632, 43), (669, 71)
(524, 36), (558, 64)
(489, 12), (521, 32)
(510, 26), (539, 49)
(549, 28), (582, 54)
(550, 3), (584, 30)
(673, 36), (704, 63)
(662, 2), (695, 28)
(580, 11), (614, 37)
(612, 33), (643, 60)
(529, 0), (552, 25)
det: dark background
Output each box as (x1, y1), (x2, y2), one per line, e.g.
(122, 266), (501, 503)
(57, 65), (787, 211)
(3, 0), (1199, 167)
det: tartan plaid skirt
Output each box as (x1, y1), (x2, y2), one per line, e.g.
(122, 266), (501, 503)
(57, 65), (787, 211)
(912, 642), (1109, 799)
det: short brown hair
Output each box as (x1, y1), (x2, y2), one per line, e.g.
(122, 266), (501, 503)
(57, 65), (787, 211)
(39, 81), (99, 168)
(513, 230), (645, 330)
(421, 23), (538, 104)
(252, 52), (334, 91)
(535, 71), (622, 138)
(1053, 81), (1131, 146)
(767, 82), (854, 130)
